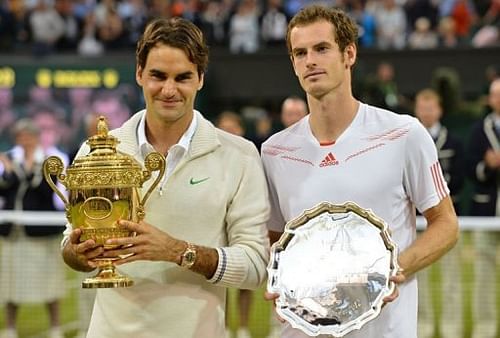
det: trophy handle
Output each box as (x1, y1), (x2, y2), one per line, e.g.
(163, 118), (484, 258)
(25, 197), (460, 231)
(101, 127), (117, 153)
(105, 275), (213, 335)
(42, 156), (69, 205)
(140, 152), (166, 207)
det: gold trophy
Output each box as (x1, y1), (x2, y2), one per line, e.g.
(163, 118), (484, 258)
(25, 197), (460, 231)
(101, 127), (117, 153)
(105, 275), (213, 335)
(43, 116), (165, 288)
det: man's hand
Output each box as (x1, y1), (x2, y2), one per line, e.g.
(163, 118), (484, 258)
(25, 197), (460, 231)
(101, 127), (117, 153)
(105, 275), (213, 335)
(383, 268), (406, 303)
(102, 220), (186, 265)
(63, 228), (104, 272)
(264, 291), (286, 323)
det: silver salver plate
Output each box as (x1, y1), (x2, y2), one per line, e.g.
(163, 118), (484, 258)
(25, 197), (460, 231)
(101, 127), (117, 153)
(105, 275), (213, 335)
(267, 201), (399, 337)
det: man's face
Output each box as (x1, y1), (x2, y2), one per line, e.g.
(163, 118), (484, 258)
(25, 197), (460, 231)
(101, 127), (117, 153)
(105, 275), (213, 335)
(415, 97), (442, 129)
(281, 100), (307, 127)
(289, 20), (355, 99)
(489, 79), (500, 114)
(136, 43), (204, 125)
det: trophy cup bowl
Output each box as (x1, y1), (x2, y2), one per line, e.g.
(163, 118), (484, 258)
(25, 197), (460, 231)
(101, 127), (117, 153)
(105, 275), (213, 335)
(43, 116), (165, 288)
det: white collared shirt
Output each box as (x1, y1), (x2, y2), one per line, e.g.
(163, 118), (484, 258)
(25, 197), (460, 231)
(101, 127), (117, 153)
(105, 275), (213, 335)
(427, 122), (441, 140)
(494, 112), (500, 133)
(136, 111), (198, 194)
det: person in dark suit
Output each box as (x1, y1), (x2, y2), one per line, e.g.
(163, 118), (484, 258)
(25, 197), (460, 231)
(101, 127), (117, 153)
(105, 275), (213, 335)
(468, 78), (500, 338)
(414, 88), (465, 338)
(0, 118), (66, 338)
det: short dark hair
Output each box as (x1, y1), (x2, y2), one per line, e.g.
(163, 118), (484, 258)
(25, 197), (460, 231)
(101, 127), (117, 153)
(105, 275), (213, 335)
(136, 17), (209, 77)
(286, 5), (358, 55)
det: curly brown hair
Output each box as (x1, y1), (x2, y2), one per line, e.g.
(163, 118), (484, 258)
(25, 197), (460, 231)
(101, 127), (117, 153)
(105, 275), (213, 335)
(136, 17), (209, 77)
(286, 5), (358, 55)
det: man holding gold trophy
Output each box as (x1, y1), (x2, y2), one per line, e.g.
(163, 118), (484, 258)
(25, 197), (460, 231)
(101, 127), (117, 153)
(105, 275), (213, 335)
(56, 18), (270, 338)
(261, 5), (459, 338)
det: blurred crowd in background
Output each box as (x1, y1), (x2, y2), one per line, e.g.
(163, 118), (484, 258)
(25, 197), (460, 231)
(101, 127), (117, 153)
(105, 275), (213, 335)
(0, 0), (499, 57)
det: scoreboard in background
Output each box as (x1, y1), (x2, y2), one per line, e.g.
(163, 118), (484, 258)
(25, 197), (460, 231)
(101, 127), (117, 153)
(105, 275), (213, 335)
(0, 65), (135, 91)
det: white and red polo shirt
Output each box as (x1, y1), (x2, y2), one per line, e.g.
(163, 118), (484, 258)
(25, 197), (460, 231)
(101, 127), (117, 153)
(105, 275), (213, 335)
(261, 102), (449, 338)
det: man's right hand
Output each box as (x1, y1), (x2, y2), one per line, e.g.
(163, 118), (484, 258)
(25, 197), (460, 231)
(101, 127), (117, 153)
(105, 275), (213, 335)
(62, 228), (104, 272)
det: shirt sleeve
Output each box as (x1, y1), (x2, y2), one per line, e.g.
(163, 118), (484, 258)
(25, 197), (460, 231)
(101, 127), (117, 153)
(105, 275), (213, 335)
(403, 119), (450, 213)
(208, 146), (270, 289)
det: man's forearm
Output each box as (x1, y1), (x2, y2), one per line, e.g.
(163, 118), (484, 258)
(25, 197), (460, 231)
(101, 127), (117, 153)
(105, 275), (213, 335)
(399, 197), (458, 277)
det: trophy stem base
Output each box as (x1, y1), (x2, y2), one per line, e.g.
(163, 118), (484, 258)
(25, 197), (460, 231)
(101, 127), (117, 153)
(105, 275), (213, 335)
(82, 259), (134, 288)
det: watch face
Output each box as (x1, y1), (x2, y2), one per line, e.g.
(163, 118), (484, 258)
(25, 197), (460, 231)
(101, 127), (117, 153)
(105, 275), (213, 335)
(185, 252), (196, 262)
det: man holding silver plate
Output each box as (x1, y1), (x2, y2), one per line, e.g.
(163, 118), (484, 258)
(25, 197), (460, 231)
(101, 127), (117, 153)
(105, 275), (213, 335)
(261, 5), (459, 338)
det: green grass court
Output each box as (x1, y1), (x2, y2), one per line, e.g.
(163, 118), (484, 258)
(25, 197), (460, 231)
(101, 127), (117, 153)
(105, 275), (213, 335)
(0, 232), (497, 338)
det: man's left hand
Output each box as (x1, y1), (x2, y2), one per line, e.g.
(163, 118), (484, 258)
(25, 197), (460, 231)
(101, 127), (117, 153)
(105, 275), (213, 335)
(383, 268), (406, 303)
(102, 220), (185, 265)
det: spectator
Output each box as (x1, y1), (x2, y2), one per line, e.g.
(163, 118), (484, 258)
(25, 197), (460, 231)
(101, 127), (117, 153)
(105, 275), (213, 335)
(0, 118), (67, 338)
(414, 88), (465, 338)
(472, 1), (500, 48)
(28, 0), (66, 56)
(280, 95), (308, 129)
(0, 2), (17, 51)
(350, 0), (377, 48)
(363, 61), (408, 113)
(374, 0), (407, 49)
(94, 0), (124, 49)
(478, 65), (499, 114)
(260, 0), (288, 47)
(77, 12), (104, 56)
(54, 0), (80, 51)
(437, 16), (462, 48)
(468, 78), (500, 338)
(408, 17), (439, 49)
(117, 0), (148, 48)
(216, 110), (246, 137)
(405, 0), (439, 34)
(199, 0), (231, 46)
(444, 0), (478, 39)
(229, 0), (260, 54)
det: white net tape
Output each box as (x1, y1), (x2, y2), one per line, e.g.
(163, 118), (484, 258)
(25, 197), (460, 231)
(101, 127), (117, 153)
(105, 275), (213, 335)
(0, 211), (498, 230)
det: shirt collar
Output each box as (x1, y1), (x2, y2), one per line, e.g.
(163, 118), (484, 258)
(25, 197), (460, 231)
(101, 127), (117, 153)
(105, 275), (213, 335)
(137, 111), (198, 158)
(427, 122), (441, 140)
(494, 113), (500, 131)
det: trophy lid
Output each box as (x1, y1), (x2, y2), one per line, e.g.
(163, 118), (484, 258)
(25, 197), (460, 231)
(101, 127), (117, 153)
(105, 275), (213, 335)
(65, 116), (146, 189)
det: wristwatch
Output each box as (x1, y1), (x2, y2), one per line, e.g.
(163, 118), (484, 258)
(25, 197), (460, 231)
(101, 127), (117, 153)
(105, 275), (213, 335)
(179, 242), (197, 269)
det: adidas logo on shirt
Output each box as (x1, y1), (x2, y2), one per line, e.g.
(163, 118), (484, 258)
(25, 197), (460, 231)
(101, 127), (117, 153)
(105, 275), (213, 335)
(319, 152), (339, 167)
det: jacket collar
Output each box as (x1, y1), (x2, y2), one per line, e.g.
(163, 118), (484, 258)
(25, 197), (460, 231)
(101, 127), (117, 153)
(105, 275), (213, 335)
(112, 110), (221, 160)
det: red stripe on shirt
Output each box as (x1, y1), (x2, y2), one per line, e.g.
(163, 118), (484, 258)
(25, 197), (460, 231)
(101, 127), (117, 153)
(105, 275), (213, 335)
(431, 162), (446, 199)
